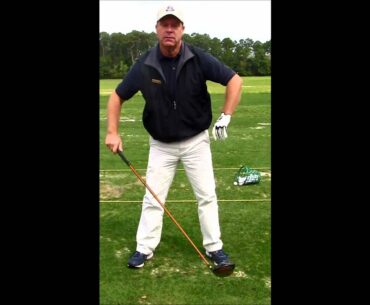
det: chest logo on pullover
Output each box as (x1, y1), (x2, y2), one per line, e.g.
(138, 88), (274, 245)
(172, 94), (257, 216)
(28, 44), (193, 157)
(151, 79), (162, 85)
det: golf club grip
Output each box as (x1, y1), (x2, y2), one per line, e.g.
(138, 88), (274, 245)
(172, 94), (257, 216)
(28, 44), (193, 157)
(117, 151), (211, 267)
(117, 150), (131, 166)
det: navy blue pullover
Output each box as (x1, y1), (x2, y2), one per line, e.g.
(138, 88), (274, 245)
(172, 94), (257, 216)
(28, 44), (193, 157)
(116, 42), (235, 142)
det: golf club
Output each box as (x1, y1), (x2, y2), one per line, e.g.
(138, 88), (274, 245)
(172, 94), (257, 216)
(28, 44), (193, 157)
(117, 150), (235, 277)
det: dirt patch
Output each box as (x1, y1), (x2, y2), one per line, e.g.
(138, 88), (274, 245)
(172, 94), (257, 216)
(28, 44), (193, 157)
(233, 270), (249, 278)
(260, 171), (271, 178)
(263, 277), (271, 288)
(100, 179), (144, 200)
(100, 182), (124, 199)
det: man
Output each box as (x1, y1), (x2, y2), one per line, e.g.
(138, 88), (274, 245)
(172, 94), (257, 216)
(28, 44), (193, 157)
(105, 3), (243, 269)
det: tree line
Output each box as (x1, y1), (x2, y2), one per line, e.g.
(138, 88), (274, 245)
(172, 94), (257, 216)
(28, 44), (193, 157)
(100, 31), (271, 79)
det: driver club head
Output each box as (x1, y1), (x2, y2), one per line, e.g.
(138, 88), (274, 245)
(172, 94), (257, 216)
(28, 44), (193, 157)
(211, 263), (236, 277)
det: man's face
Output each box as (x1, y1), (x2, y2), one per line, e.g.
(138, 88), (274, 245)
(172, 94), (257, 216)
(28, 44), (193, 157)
(156, 15), (184, 48)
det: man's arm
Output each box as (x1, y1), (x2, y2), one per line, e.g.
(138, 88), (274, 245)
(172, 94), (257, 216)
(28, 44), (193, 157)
(223, 74), (243, 115)
(105, 91), (124, 153)
(212, 74), (243, 140)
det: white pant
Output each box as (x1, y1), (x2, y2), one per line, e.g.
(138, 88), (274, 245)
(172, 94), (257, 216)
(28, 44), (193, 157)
(136, 130), (223, 254)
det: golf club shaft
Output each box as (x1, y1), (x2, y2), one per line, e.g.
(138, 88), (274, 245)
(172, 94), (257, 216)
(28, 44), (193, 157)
(117, 150), (211, 268)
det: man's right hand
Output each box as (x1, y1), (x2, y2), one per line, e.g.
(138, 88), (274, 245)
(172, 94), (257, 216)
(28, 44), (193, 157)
(105, 133), (123, 153)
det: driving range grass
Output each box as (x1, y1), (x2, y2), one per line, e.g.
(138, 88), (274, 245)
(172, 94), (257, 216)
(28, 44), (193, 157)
(100, 77), (271, 305)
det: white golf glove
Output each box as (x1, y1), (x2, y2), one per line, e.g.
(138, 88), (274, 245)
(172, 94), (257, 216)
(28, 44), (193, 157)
(212, 113), (231, 140)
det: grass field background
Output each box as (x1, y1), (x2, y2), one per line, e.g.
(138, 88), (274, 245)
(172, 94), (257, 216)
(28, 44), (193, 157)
(100, 76), (271, 305)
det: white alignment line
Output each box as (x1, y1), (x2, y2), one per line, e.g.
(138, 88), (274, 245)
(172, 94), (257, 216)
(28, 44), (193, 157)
(100, 199), (271, 203)
(100, 167), (271, 172)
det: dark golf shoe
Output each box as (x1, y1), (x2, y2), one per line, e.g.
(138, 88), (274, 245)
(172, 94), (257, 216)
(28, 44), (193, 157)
(127, 251), (153, 268)
(205, 249), (235, 266)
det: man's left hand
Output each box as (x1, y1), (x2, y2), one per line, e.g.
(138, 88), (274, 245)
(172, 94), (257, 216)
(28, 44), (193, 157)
(212, 113), (231, 140)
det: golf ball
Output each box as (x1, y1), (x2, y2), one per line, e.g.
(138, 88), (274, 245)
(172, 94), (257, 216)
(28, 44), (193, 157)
(233, 182), (238, 185)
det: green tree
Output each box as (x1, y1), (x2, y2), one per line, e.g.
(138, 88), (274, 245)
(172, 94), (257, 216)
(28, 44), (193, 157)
(99, 31), (271, 78)
(250, 41), (270, 76)
(234, 39), (253, 76)
(99, 56), (112, 79)
(99, 32), (110, 58)
(209, 37), (222, 59)
(220, 38), (237, 70)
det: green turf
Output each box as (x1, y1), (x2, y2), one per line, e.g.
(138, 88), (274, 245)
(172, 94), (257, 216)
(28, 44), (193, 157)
(100, 76), (271, 305)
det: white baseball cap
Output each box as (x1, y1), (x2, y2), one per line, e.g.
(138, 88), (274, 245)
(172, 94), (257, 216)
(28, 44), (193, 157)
(157, 3), (184, 24)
